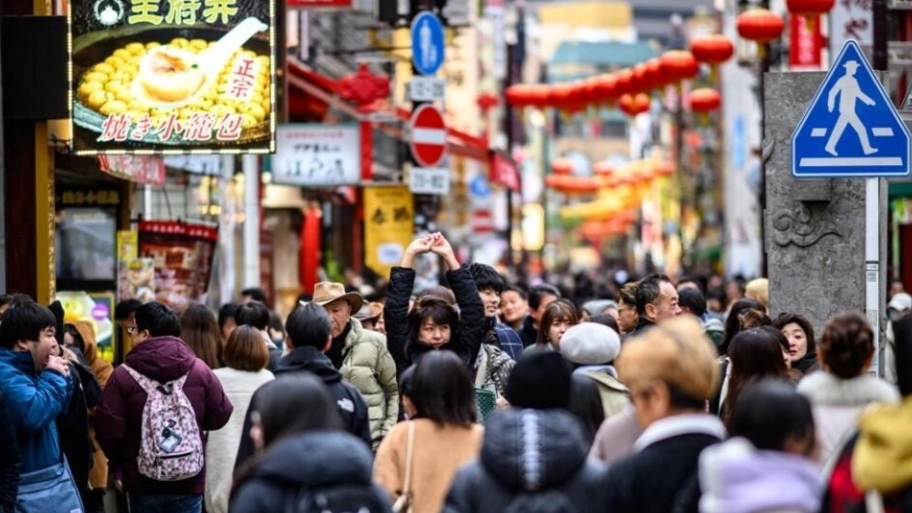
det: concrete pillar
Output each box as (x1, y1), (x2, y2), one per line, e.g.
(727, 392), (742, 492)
(764, 72), (887, 346)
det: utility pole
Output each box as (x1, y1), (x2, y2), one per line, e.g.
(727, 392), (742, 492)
(503, 0), (525, 275)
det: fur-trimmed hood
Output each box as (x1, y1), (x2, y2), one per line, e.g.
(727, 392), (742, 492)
(797, 371), (899, 407)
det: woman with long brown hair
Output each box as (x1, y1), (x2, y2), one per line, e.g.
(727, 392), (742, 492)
(722, 327), (792, 424)
(180, 304), (222, 369)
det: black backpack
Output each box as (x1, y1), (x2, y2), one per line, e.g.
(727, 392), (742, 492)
(286, 483), (391, 513)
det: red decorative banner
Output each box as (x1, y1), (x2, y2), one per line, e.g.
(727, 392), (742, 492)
(99, 154), (167, 185)
(789, 15), (823, 71)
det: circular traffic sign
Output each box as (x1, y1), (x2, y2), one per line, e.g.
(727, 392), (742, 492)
(409, 104), (448, 168)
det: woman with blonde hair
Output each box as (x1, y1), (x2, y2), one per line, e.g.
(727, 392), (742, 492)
(207, 325), (275, 513)
(603, 316), (724, 513)
(745, 278), (769, 311)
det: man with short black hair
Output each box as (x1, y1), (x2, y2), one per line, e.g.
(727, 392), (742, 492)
(628, 274), (680, 338)
(678, 287), (707, 319)
(520, 284), (561, 348)
(617, 283), (639, 336)
(96, 302), (233, 513)
(234, 304), (372, 471)
(468, 263), (523, 360)
(235, 301), (282, 371)
(240, 287), (268, 306)
(0, 300), (80, 511)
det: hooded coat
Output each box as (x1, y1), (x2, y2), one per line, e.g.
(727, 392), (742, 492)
(229, 430), (390, 513)
(698, 438), (823, 513)
(384, 265), (486, 378)
(443, 409), (610, 513)
(0, 348), (72, 473)
(94, 335), (233, 495)
(234, 346), (372, 473)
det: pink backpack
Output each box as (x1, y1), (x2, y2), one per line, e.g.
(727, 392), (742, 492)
(122, 364), (204, 482)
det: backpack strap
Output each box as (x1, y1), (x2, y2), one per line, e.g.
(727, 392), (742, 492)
(121, 363), (190, 394)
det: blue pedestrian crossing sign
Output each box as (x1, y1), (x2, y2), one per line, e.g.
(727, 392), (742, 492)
(792, 40), (911, 178)
(411, 12), (445, 76)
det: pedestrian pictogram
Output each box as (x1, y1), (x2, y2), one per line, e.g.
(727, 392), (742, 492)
(411, 12), (445, 76)
(409, 104), (448, 168)
(792, 40), (911, 178)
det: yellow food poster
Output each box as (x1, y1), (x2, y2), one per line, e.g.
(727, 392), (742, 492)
(69, 0), (275, 154)
(57, 291), (117, 364)
(364, 186), (414, 277)
(117, 230), (138, 261)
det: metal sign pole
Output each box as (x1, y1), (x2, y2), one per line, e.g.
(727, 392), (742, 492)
(865, 177), (881, 376)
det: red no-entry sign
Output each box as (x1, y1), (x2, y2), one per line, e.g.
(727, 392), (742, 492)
(409, 104), (448, 168)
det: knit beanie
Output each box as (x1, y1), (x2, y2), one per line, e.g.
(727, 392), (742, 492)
(505, 351), (572, 410)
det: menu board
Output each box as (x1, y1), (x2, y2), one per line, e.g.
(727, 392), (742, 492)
(138, 220), (217, 313)
(69, 0), (276, 154)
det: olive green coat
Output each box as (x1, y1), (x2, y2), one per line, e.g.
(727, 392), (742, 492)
(340, 318), (399, 448)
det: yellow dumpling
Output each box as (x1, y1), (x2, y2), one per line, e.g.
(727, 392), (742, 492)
(126, 42), (145, 55)
(99, 100), (127, 116)
(83, 72), (108, 84)
(86, 90), (110, 110)
(78, 81), (104, 98)
(92, 63), (115, 75)
(113, 49), (132, 61)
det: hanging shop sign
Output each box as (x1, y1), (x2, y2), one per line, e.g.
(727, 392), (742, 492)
(138, 220), (218, 312)
(363, 186), (414, 277)
(99, 154), (167, 185)
(163, 155), (225, 175)
(271, 124), (362, 187)
(69, 0), (276, 155)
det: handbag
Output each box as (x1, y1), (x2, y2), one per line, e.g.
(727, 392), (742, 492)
(392, 421), (415, 513)
(16, 459), (84, 513)
(474, 347), (498, 423)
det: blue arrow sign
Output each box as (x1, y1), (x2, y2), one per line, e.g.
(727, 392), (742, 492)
(792, 40), (911, 178)
(411, 12), (445, 76)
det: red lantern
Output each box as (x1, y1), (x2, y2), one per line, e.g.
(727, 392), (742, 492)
(551, 158), (574, 175)
(337, 63), (391, 112)
(690, 34), (735, 66)
(737, 8), (785, 43)
(476, 92), (499, 113)
(688, 88), (722, 113)
(615, 68), (635, 97)
(645, 59), (666, 90)
(632, 62), (655, 93)
(563, 177), (601, 195)
(659, 50), (700, 83)
(593, 74), (618, 104)
(618, 93), (650, 117)
(786, 0), (834, 20)
(505, 84), (549, 108)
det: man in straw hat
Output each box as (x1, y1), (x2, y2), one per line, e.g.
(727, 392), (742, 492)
(312, 282), (399, 449)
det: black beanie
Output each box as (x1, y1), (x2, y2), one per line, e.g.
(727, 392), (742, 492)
(505, 351), (572, 410)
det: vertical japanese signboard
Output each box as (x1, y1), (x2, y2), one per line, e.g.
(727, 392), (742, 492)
(789, 15), (822, 71)
(363, 187), (414, 277)
(69, 0), (276, 154)
(829, 0), (872, 62)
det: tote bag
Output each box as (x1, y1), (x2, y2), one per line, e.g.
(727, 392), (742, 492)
(16, 459), (84, 513)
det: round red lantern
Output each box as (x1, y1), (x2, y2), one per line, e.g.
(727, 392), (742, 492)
(690, 34), (735, 66)
(786, 0), (835, 19)
(476, 92), (499, 113)
(736, 8), (785, 43)
(632, 62), (656, 93)
(593, 74), (618, 104)
(645, 58), (666, 90)
(659, 50), (700, 83)
(551, 158), (574, 175)
(505, 84), (550, 108)
(688, 88), (722, 113)
(618, 93), (650, 117)
(615, 68), (635, 97)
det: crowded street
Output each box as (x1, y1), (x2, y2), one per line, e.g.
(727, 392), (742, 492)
(2, 0), (912, 511)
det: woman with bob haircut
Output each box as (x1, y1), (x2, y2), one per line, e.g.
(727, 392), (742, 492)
(797, 312), (898, 467)
(774, 312), (819, 376)
(722, 327), (792, 424)
(533, 299), (579, 351)
(384, 233), (485, 377)
(229, 375), (390, 513)
(207, 326), (275, 513)
(602, 316), (724, 513)
(374, 351), (484, 513)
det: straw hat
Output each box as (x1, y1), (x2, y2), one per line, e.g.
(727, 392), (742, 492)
(311, 282), (364, 312)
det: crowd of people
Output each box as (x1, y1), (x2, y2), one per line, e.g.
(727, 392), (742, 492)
(1, 232), (912, 513)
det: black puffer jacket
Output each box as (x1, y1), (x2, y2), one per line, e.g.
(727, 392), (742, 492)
(384, 265), (486, 377)
(234, 346), (372, 472)
(443, 409), (610, 513)
(229, 430), (390, 513)
(0, 390), (20, 513)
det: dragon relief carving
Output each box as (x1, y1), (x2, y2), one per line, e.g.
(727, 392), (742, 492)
(771, 201), (845, 248)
